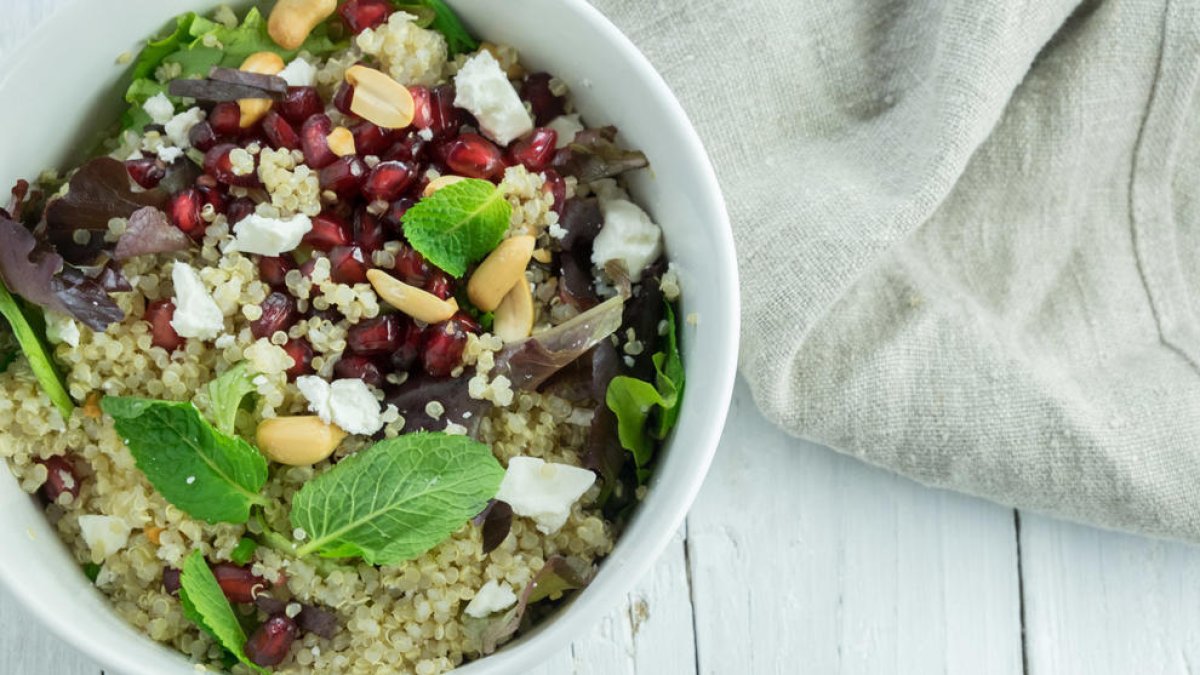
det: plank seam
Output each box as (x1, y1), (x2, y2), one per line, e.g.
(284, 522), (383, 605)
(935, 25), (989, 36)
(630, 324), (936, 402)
(1015, 510), (1029, 675)
(681, 519), (703, 675)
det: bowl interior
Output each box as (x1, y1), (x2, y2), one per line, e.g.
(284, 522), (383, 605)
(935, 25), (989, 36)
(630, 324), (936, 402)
(0, 1), (739, 673)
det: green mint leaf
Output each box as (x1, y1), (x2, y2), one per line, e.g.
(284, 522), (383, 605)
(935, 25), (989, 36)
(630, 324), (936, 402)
(0, 283), (73, 419)
(208, 363), (257, 436)
(230, 537), (259, 566)
(291, 432), (504, 565)
(414, 0), (479, 55)
(102, 396), (268, 524)
(179, 550), (268, 674)
(401, 178), (511, 277)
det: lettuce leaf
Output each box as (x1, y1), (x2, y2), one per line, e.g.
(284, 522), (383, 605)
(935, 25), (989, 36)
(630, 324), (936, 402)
(0, 283), (73, 419)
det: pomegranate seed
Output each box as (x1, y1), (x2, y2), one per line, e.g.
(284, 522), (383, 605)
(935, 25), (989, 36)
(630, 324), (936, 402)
(259, 254), (296, 287)
(209, 102), (242, 136)
(409, 86), (433, 129)
(188, 121), (219, 152)
(196, 180), (229, 215)
(422, 315), (475, 377)
(205, 143), (260, 187)
(347, 315), (404, 355)
(299, 258), (318, 281)
(261, 111), (301, 150)
(303, 213), (352, 251)
(245, 614), (298, 667)
(338, 0), (392, 33)
(507, 128), (558, 172)
(333, 83), (356, 116)
(521, 73), (566, 126)
(169, 189), (205, 239)
(319, 156), (368, 200)
(362, 161), (416, 202)
(227, 197), (256, 226)
(350, 121), (395, 157)
(383, 133), (428, 164)
(353, 210), (387, 253)
(383, 198), (416, 232)
(444, 133), (504, 181)
(251, 292), (297, 340)
(212, 563), (267, 604)
(301, 114), (337, 169)
(36, 455), (80, 503)
(328, 245), (369, 284)
(279, 86), (324, 124)
(394, 245), (431, 286)
(425, 271), (453, 300)
(391, 321), (424, 372)
(145, 300), (184, 351)
(542, 169), (567, 216)
(282, 339), (314, 380)
(334, 354), (386, 388)
(162, 567), (182, 596)
(428, 85), (462, 139)
(126, 158), (165, 189)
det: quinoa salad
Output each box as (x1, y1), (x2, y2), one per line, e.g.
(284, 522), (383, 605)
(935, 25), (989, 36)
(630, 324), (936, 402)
(0, 1), (685, 672)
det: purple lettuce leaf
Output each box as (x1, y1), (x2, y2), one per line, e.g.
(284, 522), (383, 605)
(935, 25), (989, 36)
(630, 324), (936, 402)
(464, 556), (594, 655)
(551, 127), (649, 184)
(384, 373), (490, 436)
(492, 295), (625, 392)
(114, 207), (192, 260)
(472, 500), (513, 555)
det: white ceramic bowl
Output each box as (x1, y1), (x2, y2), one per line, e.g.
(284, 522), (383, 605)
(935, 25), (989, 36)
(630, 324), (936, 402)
(0, 1), (739, 673)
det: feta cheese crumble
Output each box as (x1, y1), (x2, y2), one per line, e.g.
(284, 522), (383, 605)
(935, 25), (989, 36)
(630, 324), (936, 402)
(296, 376), (385, 435)
(226, 213), (313, 256)
(591, 199), (663, 282)
(279, 57), (317, 87)
(164, 107), (206, 148)
(454, 51), (533, 145)
(157, 146), (184, 164)
(495, 457), (597, 534)
(45, 312), (80, 348)
(142, 93), (175, 125)
(170, 263), (224, 340)
(547, 114), (584, 149)
(78, 515), (132, 561)
(464, 580), (518, 618)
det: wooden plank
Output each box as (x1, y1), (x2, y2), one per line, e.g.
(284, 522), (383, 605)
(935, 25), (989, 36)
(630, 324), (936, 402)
(686, 378), (1024, 674)
(1020, 512), (1200, 674)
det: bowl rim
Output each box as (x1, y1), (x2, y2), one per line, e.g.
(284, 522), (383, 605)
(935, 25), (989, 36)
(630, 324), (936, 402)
(0, 0), (741, 673)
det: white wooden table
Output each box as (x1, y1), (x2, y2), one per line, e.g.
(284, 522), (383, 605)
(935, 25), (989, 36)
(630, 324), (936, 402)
(9, 3), (1200, 674)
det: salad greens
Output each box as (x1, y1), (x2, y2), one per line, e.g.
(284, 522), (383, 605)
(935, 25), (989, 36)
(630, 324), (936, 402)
(0, 283), (73, 418)
(179, 550), (268, 675)
(401, 178), (512, 277)
(411, 0), (479, 55)
(207, 363), (258, 437)
(230, 537), (259, 566)
(465, 556), (593, 655)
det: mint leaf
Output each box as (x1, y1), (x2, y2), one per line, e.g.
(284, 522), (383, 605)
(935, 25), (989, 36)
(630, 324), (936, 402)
(179, 550), (267, 674)
(0, 283), (73, 419)
(102, 396), (268, 524)
(402, 178), (511, 277)
(413, 0), (479, 55)
(291, 432), (504, 565)
(208, 363), (257, 436)
(230, 537), (258, 566)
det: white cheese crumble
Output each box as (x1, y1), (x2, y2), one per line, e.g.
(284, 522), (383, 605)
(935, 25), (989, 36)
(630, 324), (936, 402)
(454, 51), (533, 145)
(547, 114), (584, 149)
(44, 312), (80, 348)
(464, 580), (518, 618)
(296, 376), (385, 436)
(226, 213), (313, 256)
(164, 107), (206, 148)
(78, 515), (132, 561)
(142, 93), (176, 125)
(591, 199), (663, 283)
(495, 457), (596, 534)
(279, 57), (317, 87)
(170, 263), (224, 340)
(157, 145), (184, 164)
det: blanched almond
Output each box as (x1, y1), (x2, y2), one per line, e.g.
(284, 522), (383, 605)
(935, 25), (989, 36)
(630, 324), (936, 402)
(493, 277), (534, 342)
(256, 416), (346, 466)
(367, 269), (459, 324)
(268, 0), (337, 51)
(467, 235), (536, 312)
(238, 51), (286, 128)
(345, 65), (415, 129)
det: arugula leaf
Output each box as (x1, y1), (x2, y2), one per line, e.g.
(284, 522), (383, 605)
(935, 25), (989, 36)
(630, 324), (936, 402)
(402, 179), (511, 277)
(605, 303), (684, 482)
(414, 0), (479, 55)
(102, 396), (268, 524)
(207, 363), (257, 436)
(179, 550), (267, 674)
(230, 537), (258, 566)
(0, 283), (73, 418)
(291, 433), (504, 565)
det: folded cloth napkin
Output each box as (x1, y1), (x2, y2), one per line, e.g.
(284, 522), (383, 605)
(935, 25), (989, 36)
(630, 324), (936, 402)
(590, 0), (1200, 542)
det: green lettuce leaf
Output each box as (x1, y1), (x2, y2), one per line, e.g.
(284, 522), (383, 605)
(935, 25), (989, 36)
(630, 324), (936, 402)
(413, 0), (479, 55)
(179, 550), (267, 674)
(132, 12), (198, 80)
(102, 396), (268, 524)
(207, 362), (257, 436)
(401, 178), (511, 277)
(291, 432), (504, 565)
(230, 537), (259, 566)
(0, 283), (73, 419)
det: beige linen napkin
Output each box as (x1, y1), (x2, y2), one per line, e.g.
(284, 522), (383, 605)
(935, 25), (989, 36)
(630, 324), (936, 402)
(589, 0), (1200, 541)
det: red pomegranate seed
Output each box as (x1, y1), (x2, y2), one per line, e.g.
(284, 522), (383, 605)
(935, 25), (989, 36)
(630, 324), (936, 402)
(409, 86), (433, 130)
(145, 300), (184, 351)
(350, 121), (395, 157)
(205, 143), (260, 187)
(319, 156), (368, 200)
(212, 563), (267, 604)
(301, 114), (337, 169)
(328, 245), (369, 284)
(428, 85), (462, 139)
(422, 315), (476, 377)
(353, 210), (387, 253)
(279, 86), (324, 124)
(209, 102), (243, 136)
(36, 455), (80, 503)
(444, 133), (504, 181)
(383, 133), (428, 164)
(258, 254), (296, 287)
(282, 339), (314, 381)
(245, 614), (298, 667)
(169, 189), (205, 239)
(162, 567), (182, 596)
(391, 320), (424, 372)
(362, 161), (415, 202)
(338, 0), (392, 33)
(189, 121), (219, 152)
(126, 158), (166, 189)
(394, 245), (431, 286)
(543, 169), (567, 216)
(299, 258), (318, 281)
(333, 354), (385, 388)
(196, 180), (229, 215)
(261, 111), (301, 150)
(521, 73), (566, 126)
(303, 212), (352, 251)
(383, 197), (416, 232)
(227, 197), (256, 226)
(507, 128), (558, 172)
(251, 292), (298, 340)
(333, 83), (356, 117)
(425, 271), (453, 300)
(347, 315), (404, 355)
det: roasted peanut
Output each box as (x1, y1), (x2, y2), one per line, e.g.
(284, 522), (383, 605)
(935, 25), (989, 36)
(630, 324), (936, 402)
(423, 175), (468, 197)
(345, 65), (415, 129)
(493, 277), (534, 342)
(327, 126), (357, 157)
(268, 0), (337, 51)
(467, 235), (536, 312)
(367, 269), (459, 324)
(255, 416), (346, 466)
(238, 51), (286, 128)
